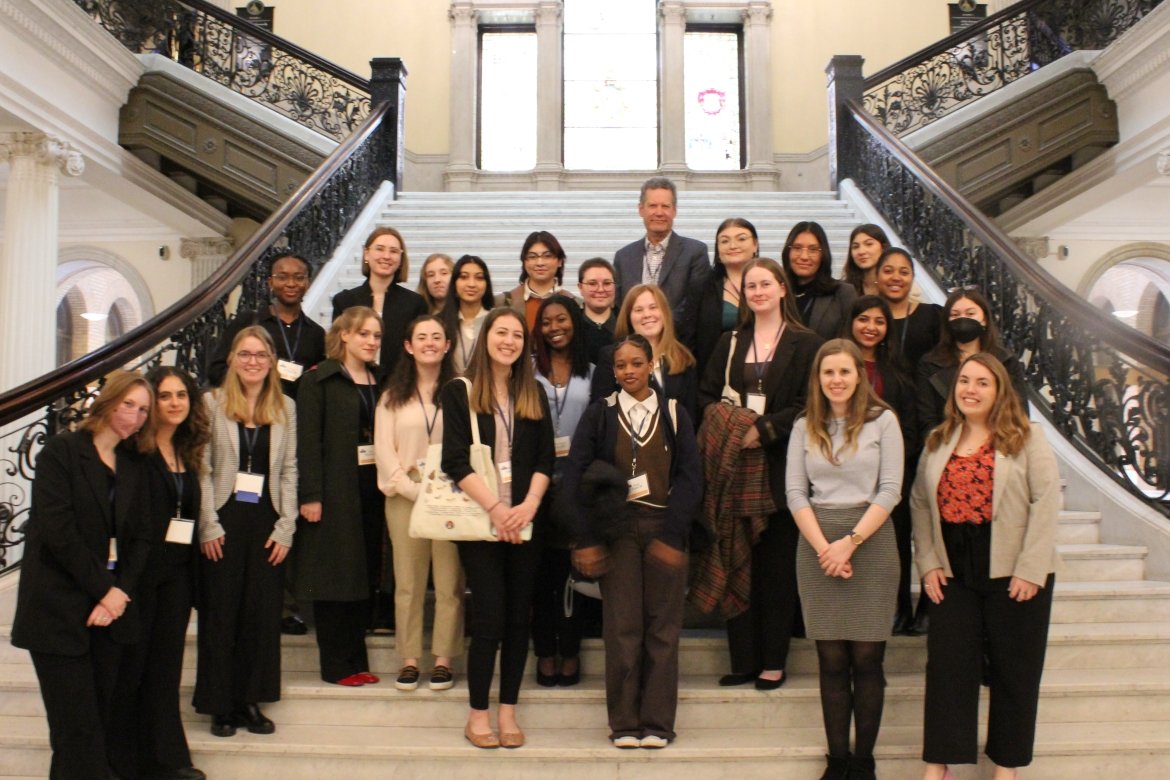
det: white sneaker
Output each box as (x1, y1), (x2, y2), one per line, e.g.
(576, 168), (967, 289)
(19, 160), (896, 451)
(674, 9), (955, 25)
(612, 736), (640, 749)
(639, 735), (669, 749)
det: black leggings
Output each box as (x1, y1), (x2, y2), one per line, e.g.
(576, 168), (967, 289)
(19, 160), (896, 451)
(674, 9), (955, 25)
(458, 538), (543, 710)
(815, 639), (887, 759)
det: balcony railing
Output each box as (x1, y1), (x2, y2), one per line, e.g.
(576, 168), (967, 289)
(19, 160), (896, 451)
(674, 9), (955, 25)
(72, 0), (371, 141)
(862, 0), (1163, 136)
(841, 101), (1169, 513)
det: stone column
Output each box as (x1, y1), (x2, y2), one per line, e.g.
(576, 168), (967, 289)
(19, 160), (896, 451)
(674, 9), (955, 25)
(658, 1), (687, 176)
(0, 133), (84, 391)
(182, 237), (235, 287)
(743, 2), (779, 189)
(825, 55), (865, 190)
(533, 0), (564, 190)
(445, 2), (479, 191)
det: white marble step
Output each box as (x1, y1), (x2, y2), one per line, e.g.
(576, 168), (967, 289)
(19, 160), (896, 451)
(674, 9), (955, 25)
(1058, 544), (1147, 581)
(2, 716), (1168, 779)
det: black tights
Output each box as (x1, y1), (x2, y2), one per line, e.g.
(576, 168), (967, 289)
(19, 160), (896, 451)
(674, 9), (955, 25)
(815, 640), (887, 759)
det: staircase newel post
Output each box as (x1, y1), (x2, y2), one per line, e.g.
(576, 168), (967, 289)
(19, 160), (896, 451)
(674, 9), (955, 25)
(370, 57), (408, 196)
(825, 55), (864, 190)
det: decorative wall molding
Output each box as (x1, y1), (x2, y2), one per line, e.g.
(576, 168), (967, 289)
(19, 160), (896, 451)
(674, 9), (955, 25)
(1076, 240), (1170, 298)
(1013, 236), (1051, 261)
(57, 245), (157, 319)
(1092, 0), (1170, 101)
(0, 131), (84, 175)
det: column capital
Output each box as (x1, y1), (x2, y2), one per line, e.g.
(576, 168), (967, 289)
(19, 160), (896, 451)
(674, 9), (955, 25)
(180, 236), (234, 261)
(536, 0), (561, 23)
(659, 1), (686, 24)
(742, 2), (773, 25)
(448, 3), (477, 25)
(0, 132), (84, 176)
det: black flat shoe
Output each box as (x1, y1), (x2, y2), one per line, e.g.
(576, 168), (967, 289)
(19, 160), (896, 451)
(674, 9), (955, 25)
(536, 657), (558, 687)
(909, 611), (929, 636)
(718, 671), (759, 686)
(558, 657), (581, 687)
(146, 768), (207, 780)
(754, 672), (786, 691)
(891, 611), (913, 636)
(234, 703), (275, 735)
(210, 714), (236, 738)
(280, 615), (307, 635)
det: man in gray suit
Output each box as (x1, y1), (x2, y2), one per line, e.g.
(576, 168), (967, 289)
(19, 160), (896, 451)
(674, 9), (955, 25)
(614, 177), (711, 349)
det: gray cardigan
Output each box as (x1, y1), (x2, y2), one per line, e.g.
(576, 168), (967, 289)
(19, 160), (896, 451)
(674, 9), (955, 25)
(199, 392), (299, 548)
(910, 425), (1061, 585)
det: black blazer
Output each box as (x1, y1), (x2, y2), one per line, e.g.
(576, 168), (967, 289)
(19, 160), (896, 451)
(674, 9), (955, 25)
(590, 343), (698, 423)
(694, 270), (735, 379)
(11, 431), (151, 655)
(440, 379), (556, 514)
(698, 324), (825, 508)
(140, 450), (201, 592)
(331, 281), (427, 382)
(614, 233), (711, 349)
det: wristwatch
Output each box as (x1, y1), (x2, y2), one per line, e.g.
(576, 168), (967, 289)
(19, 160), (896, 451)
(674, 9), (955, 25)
(848, 531), (865, 546)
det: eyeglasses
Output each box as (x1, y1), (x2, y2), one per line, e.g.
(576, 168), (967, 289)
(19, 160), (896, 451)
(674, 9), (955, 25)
(235, 351), (271, 363)
(581, 280), (615, 289)
(526, 251), (556, 261)
(787, 245), (823, 256)
(271, 273), (308, 283)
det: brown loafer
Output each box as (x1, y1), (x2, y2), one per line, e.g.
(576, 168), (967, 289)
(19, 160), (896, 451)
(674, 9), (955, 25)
(464, 724), (499, 749)
(499, 728), (525, 749)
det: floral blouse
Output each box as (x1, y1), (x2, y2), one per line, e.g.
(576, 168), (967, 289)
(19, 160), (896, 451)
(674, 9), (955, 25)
(938, 440), (994, 525)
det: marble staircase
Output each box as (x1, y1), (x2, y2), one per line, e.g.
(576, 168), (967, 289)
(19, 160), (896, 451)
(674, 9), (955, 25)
(2, 499), (1170, 778)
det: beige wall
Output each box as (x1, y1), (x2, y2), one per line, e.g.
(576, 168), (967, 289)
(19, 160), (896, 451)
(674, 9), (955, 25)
(250, 0), (951, 157)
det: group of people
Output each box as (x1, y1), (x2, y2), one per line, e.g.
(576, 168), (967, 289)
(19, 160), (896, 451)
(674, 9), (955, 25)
(13, 177), (1058, 780)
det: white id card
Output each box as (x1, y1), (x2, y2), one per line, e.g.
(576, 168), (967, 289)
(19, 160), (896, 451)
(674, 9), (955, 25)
(554, 436), (572, 458)
(627, 473), (650, 501)
(746, 393), (767, 414)
(499, 461), (513, 484)
(277, 359), (304, 382)
(357, 444), (376, 466)
(107, 538), (118, 570)
(165, 517), (195, 545)
(234, 472), (264, 503)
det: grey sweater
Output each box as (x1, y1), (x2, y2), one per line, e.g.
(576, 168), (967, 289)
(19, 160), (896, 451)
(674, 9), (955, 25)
(785, 409), (904, 513)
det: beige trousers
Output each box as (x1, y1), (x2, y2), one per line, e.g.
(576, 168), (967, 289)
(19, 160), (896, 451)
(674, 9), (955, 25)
(384, 495), (466, 661)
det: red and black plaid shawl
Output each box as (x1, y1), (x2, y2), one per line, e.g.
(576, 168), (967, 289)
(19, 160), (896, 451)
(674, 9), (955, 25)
(689, 402), (776, 618)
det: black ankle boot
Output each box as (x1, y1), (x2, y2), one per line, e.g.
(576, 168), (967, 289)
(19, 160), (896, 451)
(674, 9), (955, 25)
(819, 753), (851, 780)
(849, 753), (877, 779)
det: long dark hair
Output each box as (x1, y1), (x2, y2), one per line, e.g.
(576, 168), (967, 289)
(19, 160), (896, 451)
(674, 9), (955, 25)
(144, 366), (210, 476)
(842, 295), (913, 402)
(381, 314), (456, 409)
(925, 287), (1006, 367)
(439, 255), (495, 341)
(842, 224), (890, 294)
(781, 220), (837, 296)
(532, 294), (591, 379)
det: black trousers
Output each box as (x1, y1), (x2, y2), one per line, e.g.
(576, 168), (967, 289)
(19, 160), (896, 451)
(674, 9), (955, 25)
(923, 572), (1055, 768)
(194, 505), (284, 715)
(890, 500), (914, 619)
(110, 562), (195, 778)
(726, 511), (800, 673)
(457, 537), (543, 710)
(313, 599), (371, 682)
(31, 631), (122, 780)
(531, 546), (583, 660)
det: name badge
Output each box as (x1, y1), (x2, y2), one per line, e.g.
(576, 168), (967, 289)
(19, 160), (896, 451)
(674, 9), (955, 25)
(499, 461), (513, 484)
(554, 436), (572, 458)
(107, 538), (118, 570)
(165, 517), (196, 545)
(357, 444), (376, 466)
(234, 472), (264, 503)
(277, 359), (304, 382)
(627, 473), (650, 501)
(746, 393), (767, 415)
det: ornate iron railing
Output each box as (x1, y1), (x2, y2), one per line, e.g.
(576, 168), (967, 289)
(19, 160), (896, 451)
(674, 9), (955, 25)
(862, 0), (1163, 136)
(841, 101), (1169, 513)
(72, 0), (371, 141)
(0, 100), (395, 575)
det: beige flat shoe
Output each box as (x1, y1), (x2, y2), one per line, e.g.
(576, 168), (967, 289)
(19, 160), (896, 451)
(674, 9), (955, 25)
(464, 724), (499, 749)
(499, 728), (526, 749)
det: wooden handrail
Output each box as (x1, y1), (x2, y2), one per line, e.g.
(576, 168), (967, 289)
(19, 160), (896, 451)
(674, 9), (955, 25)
(180, 0), (369, 92)
(0, 101), (390, 424)
(864, 0), (1047, 88)
(845, 99), (1170, 371)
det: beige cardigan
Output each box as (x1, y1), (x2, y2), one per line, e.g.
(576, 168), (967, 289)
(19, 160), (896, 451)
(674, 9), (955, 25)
(199, 392), (299, 548)
(910, 425), (1061, 586)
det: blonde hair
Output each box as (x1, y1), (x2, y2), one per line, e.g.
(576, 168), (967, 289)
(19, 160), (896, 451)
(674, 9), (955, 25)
(926, 352), (1031, 456)
(614, 284), (695, 374)
(464, 308), (545, 420)
(326, 306), (382, 363)
(217, 325), (287, 425)
(737, 257), (810, 331)
(80, 369), (155, 452)
(803, 340), (891, 464)
(416, 253), (454, 313)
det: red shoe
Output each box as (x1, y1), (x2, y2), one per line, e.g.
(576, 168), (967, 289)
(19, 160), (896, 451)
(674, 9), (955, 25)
(336, 673), (367, 687)
(357, 672), (380, 684)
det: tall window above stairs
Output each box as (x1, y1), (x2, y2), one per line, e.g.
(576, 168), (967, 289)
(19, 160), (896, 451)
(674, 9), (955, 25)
(479, 27), (539, 171)
(684, 27), (744, 170)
